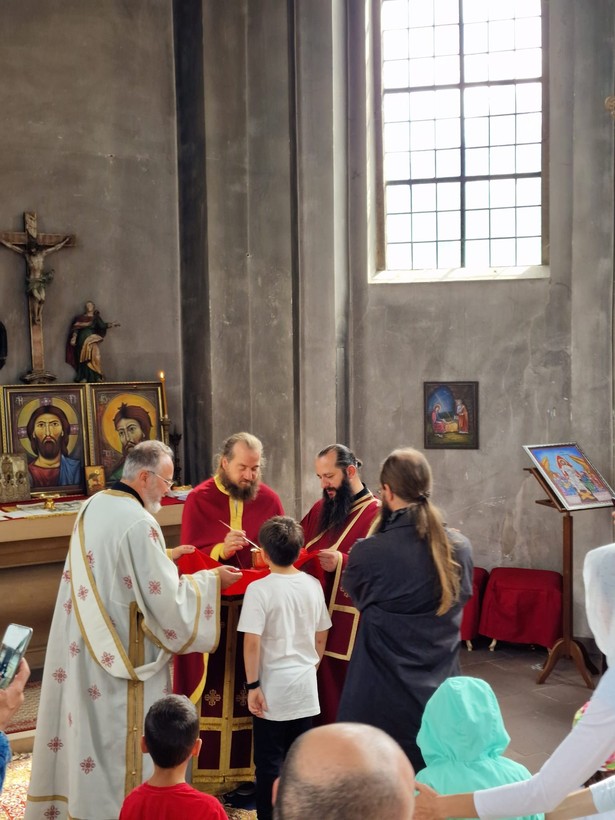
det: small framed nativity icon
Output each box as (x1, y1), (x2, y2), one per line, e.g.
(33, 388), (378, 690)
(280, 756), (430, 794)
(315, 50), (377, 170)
(522, 442), (614, 511)
(87, 381), (163, 484)
(1, 384), (88, 495)
(424, 381), (479, 450)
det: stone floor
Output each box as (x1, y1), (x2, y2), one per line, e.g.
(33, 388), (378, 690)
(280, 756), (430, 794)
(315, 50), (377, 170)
(460, 639), (598, 773)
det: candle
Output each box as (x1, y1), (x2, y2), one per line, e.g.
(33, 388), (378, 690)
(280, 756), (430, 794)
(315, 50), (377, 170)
(159, 370), (169, 418)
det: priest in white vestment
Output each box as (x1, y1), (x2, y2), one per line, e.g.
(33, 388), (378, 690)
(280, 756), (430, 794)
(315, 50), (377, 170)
(25, 441), (240, 820)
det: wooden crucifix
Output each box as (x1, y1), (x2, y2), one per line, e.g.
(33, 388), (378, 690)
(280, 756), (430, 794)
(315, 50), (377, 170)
(0, 211), (75, 383)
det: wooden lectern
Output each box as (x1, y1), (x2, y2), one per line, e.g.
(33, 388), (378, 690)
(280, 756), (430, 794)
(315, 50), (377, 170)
(526, 467), (599, 689)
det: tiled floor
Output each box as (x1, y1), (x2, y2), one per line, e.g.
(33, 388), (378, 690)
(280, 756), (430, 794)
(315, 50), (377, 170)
(460, 638), (599, 773)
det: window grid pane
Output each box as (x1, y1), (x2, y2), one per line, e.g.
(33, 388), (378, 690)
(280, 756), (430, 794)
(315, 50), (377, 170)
(381, 0), (543, 270)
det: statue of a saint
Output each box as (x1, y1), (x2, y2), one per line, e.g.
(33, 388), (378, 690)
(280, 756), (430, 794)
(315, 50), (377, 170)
(66, 301), (120, 383)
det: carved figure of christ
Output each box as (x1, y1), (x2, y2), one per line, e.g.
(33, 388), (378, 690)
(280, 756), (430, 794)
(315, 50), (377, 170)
(0, 211), (75, 381)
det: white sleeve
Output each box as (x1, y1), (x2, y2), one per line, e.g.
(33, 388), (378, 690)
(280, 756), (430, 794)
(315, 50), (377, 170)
(475, 677), (615, 820)
(237, 585), (266, 635)
(591, 777), (615, 814)
(317, 593), (333, 631)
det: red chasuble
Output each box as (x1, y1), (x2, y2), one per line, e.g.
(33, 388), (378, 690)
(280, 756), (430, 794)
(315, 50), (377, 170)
(174, 476), (283, 790)
(300, 490), (380, 725)
(180, 475), (284, 569)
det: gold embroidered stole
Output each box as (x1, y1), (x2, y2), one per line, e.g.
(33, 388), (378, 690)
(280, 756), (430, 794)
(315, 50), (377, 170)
(69, 496), (169, 682)
(305, 494), (378, 661)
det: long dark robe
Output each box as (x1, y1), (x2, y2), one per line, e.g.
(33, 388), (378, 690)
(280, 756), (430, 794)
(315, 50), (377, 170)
(337, 510), (473, 771)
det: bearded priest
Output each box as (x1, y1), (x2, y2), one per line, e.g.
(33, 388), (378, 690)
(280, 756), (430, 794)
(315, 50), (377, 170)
(180, 432), (284, 569)
(300, 444), (380, 725)
(24, 441), (238, 820)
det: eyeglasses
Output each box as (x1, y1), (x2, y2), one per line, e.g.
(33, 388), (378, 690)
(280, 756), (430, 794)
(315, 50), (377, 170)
(147, 470), (175, 489)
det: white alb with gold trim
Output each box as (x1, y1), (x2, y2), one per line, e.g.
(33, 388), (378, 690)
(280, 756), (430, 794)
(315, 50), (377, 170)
(25, 490), (221, 820)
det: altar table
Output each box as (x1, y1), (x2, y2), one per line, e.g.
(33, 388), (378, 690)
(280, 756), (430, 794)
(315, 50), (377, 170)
(0, 501), (183, 669)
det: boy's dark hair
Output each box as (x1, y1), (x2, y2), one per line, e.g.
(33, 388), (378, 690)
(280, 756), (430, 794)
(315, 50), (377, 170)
(144, 694), (199, 768)
(258, 515), (304, 566)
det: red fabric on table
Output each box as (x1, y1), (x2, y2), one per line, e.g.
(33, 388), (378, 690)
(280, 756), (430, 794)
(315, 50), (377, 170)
(478, 567), (563, 649)
(176, 546), (314, 597)
(460, 566), (489, 642)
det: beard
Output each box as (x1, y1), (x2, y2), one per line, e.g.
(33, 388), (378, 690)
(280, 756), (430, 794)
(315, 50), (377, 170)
(37, 437), (61, 460)
(143, 485), (162, 515)
(219, 468), (260, 502)
(377, 498), (393, 532)
(318, 475), (354, 532)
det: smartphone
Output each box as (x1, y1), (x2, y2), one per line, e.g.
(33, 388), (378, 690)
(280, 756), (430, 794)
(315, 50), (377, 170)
(0, 623), (33, 690)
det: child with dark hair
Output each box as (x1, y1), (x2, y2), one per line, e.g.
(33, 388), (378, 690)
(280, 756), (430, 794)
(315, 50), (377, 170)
(119, 695), (227, 819)
(238, 515), (332, 820)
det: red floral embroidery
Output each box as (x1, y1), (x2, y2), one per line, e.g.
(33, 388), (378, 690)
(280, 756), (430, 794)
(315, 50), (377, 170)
(123, 575), (133, 589)
(69, 642), (80, 657)
(52, 668), (67, 684)
(88, 684), (101, 700)
(148, 527), (160, 543)
(148, 580), (162, 595)
(47, 736), (63, 753)
(203, 604), (214, 620)
(63, 599), (72, 615)
(44, 807), (61, 819)
(62, 570), (71, 583)
(100, 652), (114, 668)
(78, 585), (89, 601)
(163, 629), (177, 641)
(80, 756), (96, 774)
(86, 550), (95, 567)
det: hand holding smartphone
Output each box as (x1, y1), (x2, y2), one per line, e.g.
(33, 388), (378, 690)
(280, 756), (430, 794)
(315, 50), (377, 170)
(0, 623), (33, 690)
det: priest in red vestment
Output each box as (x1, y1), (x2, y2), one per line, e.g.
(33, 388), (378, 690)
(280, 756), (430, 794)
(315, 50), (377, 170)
(301, 444), (380, 725)
(180, 432), (284, 569)
(174, 432), (284, 791)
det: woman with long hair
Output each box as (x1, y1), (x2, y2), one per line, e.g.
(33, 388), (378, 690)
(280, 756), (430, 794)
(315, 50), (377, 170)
(337, 447), (473, 771)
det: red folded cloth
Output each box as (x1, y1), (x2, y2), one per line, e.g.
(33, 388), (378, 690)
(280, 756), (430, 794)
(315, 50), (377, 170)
(177, 547), (319, 596)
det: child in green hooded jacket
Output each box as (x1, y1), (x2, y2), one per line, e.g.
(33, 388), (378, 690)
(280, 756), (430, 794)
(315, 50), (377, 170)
(415, 676), (543, 820)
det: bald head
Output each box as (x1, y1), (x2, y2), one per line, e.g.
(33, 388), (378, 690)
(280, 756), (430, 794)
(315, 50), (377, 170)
(274, 723), (415, 819)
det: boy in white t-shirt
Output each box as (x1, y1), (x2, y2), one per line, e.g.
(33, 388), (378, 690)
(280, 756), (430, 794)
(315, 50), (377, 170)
(238, 515), (332, 820)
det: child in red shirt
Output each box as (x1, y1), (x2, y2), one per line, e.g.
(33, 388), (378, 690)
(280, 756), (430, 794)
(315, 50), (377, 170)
(119, 695), (227, 820)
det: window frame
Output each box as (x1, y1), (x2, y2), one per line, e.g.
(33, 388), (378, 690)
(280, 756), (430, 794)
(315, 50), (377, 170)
(371, 0), (550, 282)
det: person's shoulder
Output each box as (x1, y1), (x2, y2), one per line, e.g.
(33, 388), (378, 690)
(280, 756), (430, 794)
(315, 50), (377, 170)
(302, 496), (323, 518)
(294, 571), (324, 592)
(346, 532), (382, 563)
(446, 528), (473, 555)
(175, 782), (224, 805)
(189, 476), (217, 496)
(255, 482), (283, 504)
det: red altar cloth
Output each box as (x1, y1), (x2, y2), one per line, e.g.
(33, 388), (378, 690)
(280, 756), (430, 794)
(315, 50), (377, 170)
(478, 567), (563, 649)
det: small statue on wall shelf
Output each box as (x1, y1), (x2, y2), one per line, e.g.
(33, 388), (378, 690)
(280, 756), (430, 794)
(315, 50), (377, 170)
(65, 300), (120, 383)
